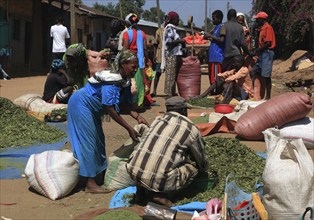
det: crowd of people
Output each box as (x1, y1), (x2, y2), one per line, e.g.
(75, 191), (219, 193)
(40, 9), (276, 206)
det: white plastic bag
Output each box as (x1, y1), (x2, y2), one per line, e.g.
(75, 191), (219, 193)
(24, 150), (79, 200)
(262, 128), (314, 220)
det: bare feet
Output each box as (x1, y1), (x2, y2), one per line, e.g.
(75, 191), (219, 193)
(85, 178), (112, 194)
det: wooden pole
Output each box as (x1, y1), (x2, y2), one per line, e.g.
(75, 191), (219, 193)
(156, 0), (161, 28)
(205, 0), (208, 31)
(70, 0), (76, 44)
(119, 0), (123, 19)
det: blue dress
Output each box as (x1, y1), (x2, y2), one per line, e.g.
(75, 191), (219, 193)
(68, 82), (132, 177)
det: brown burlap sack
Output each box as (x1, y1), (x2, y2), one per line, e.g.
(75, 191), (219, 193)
(234, 92), (313, 140)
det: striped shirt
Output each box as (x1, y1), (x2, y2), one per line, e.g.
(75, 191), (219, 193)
(126, 112), (207, 192)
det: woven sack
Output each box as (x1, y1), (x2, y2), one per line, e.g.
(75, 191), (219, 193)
(104, 124), (149, 190)
(234, 92), (313, 140)
(262, 128), (314, 219)
(177, 56), (201, 100)
(280, 117), (314, 149)
(24, 150), (79, 200)
(14, 93), (67, 113)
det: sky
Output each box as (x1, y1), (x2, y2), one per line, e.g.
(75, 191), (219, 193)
(82, 0), (254, 27)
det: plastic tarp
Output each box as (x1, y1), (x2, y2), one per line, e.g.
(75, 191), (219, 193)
(109, 186), (207, 214)
(0, 122), (68, 179)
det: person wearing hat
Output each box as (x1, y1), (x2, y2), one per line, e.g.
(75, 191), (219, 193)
(126, 96), (207, 206)
(122, 13), (148, 109)
(42, 59), (74, 104)
(251, 11), (276, 100)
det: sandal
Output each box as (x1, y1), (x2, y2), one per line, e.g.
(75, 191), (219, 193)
(84, 186), (112, 194)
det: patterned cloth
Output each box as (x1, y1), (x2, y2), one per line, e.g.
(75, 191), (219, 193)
(126, 112), (207, 193)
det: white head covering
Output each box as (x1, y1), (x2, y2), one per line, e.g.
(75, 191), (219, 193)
(237, 12), (249, 29)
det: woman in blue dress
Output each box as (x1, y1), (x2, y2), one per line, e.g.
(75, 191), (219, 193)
(68, 49), (149, 193)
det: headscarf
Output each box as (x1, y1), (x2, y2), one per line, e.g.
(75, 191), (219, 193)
(125, 13), (139, 27)
(237, 12), (249, 27)
(110, 49), (137, 73)
(51, 59), (64, 71)
(164, 11), (179, 26)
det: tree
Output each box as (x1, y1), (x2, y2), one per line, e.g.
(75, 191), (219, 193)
(142, 7), (165, 23)
(75, 0), (82, 4)
(93, 0), (145, 20)
(253, 0), (314, 57)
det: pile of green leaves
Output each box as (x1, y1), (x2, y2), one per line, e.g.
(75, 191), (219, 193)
(191, 114), (209, 124)
(176, 137), (265, 204)
(0, 97), (66, 148)
(187, 97), (216, 108)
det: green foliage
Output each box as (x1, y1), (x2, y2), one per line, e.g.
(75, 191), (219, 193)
(93, 0), (145, 19)
(253, 0), (314, 57)
(142, 7), (165, 23)
(0, 97), (66, 148)
(175, 137), (265, 204)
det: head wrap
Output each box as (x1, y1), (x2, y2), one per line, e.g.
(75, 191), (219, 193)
(236, 12), (249, 29)
(254, 11), (268, 19)
(125, 13), (139, 26)
(110, 49), (137, 73)
(164, 11), (179, 26)
(51, 59), (64, 70)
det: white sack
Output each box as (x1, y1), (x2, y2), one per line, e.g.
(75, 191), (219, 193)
(14, 93), (67, 113)
(262, 128), (314, 220)
(280, 117), (314, 149)
(24, 150), (79, 200)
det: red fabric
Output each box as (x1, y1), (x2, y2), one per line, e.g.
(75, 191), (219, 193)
(197, 116), (236, 137)
(122, 29), (147, 53)
(254, 12), (268, 19)
(208, 62), (222, 84)
(259, 22), (276, 49)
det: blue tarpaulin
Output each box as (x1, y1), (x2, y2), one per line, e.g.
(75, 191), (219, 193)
(0, 122), (68, 179)
(109, 186), (207, 214)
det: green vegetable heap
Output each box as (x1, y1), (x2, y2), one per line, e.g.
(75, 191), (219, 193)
(187, 97), (216, 108)
(0, 97), (66, 148)
(176, 137), (265, 204)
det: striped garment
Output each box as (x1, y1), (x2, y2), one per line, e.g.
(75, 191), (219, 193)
(126, 112), (207, 193)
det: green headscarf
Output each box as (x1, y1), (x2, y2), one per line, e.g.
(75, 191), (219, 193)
(110, 49), (137, 73)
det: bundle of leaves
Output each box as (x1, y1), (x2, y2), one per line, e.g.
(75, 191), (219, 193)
(187, 97), (216, 108)
(191, 114), (209, 124)
(176, 137), (265, 205)
(0, 97), (66, 148)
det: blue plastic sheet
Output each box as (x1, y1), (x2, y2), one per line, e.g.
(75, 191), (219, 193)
(0, 122), (68, 179)
(109, 186), (206, 214)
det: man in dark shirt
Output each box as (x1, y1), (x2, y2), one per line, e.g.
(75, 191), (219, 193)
(42, 59), (73, 104)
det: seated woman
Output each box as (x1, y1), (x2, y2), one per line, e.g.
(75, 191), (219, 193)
(42, 59), (74, 104)
(196, 55), (253, 104)
(217, 55), (254, 104)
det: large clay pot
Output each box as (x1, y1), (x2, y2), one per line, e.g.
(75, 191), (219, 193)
(177, 56), (201, 100)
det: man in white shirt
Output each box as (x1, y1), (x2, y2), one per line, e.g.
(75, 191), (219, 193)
(50, 16), (70, 60)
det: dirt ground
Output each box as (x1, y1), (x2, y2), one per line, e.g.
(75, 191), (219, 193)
(0, 57), (313, 219)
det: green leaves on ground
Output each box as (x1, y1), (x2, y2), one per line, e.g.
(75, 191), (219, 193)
(0, 97), (66, 148)
(187, 97), (216, 108)
(175, 137), (265, 204)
